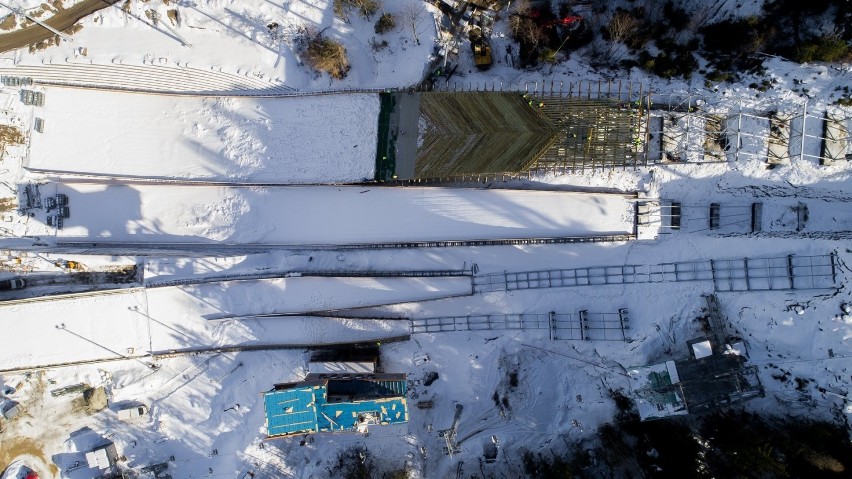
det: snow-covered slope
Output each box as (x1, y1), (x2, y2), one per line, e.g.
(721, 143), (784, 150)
(28, 88), (378, 183)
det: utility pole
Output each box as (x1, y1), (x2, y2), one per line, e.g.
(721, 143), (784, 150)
(0, 1), (73, 42)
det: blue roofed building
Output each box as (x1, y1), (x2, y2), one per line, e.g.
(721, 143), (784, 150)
(263, 373), (408, 438)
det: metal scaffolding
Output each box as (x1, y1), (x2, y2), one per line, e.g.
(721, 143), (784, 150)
(417, 85), (849, 174)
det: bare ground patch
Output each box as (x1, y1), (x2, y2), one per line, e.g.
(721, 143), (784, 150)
(0, 14), (17, 31)
(0, 197), (16, 212)
(0, 125), (25, 158)
(0, 437), (60, 478)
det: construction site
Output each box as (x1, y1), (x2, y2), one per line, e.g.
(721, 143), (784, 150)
(11, 76), (849, 187)
(376, 81), (851, 182)
(377, 82), (648, 181)
(0, 0), (851, 477)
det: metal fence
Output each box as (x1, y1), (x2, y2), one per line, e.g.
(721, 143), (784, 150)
(410, 309), (631, 341)
(473, 253), (837, 293)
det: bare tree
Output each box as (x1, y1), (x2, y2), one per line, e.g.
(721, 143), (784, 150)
(509, 15), (546, 51)
(302, 28), (350, 79)
(333, 0), (350, 23)
(352, 0), (380, 20)
(679, 4), (713, 43)
(513, 0), (533, 16)
(589, 9), (641, 63)
(608, 10), (640, 45)
(637, 0), (666, 24)
(509, 0), (546, 51)
(401, 3), (425, 45)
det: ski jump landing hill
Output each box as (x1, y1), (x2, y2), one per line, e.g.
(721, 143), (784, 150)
(26, 87), (380, 184)
(41, 183), (638, 248)
(19, 87), (641, 249)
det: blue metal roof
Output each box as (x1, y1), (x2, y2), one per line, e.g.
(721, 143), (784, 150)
(316, 396), (409, 432)
(264, 386), (320, 437)
(264, 379), (408, 438)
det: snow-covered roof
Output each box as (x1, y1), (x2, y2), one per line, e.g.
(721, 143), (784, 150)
(690, 339), (713, 359)
(308, 361), (376, 374)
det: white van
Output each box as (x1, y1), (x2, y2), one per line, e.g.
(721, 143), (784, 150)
(117, 404), (149, 421)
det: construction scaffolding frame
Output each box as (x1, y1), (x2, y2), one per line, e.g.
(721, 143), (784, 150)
(647, 94), (770, 164)
(675, 360), (764, 415)
(473, 253), (837, 294)
(647, 94), (851, 167)
(791, 105), (852, 166)
(636, 200), (683, 234)
(413, 86), (849, 175)
(409, 309), (630, 341)
(709, 254), (837, 292)
(649, 96), (730, 164)
(432, 79), (651, 175)
(767, 111), (793, 165)
(702, 294), (730, 354)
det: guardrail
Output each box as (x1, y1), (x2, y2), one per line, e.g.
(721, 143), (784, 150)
(55, 234), (636, 254)
(146, 269), (472, 288)
(0, 286), (143, 307)
(0, 335), (411, 374)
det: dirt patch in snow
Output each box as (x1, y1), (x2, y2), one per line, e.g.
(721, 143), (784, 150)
(0, 125), (25, 156)
(0, 437), (58, 478)
(0, 15), (17, 31)
(0, 198), (16, 212)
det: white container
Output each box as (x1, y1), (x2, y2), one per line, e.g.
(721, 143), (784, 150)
(117, 404), (149, 421)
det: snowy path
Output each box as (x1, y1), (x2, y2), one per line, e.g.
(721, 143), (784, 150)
(0, 63), (293, 94)
(0, 276), (469, 369)
(45, 184), (636, 245)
